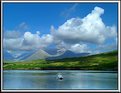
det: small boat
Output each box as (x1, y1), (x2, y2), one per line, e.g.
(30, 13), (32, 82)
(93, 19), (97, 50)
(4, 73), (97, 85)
(58, 73), (63, 80)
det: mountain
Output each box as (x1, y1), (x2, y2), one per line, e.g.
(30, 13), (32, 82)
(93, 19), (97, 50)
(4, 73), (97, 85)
(4, 48), (89, 62)
(4, 50), (118, 71)
(44, 48), (57, 55)
(46, 50), (90, 60)
(24, 49), (51, 61)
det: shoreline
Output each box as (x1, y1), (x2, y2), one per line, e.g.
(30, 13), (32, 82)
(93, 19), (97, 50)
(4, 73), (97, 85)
(3, 68), (118, 72)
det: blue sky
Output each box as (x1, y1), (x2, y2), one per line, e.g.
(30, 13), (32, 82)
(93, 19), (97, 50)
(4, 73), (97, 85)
(3, 3), (118, 33)
(3, 3), (118, 58)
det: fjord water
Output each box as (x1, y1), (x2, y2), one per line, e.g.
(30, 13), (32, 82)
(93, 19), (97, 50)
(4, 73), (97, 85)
(3, 70), (117, 90)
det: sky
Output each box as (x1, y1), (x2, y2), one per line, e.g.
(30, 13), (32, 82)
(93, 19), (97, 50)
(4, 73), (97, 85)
(3, 3), (118, 58)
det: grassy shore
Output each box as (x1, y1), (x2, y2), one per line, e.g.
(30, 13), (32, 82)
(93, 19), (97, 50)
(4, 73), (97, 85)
(3, 50), (118, 71)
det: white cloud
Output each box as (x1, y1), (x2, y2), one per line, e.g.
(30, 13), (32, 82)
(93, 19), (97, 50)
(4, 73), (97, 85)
(15, 22), (29, 33)
(4, 30), (21, 39)
(4, 31), (53, 58)
(4, 6), (117, 58)
(61, 3), (78, 18)
(52, 6), (117, 45)
(36, 31), (40, 35)
(69, 44), (90, 53)
(4, 38), (23, 50)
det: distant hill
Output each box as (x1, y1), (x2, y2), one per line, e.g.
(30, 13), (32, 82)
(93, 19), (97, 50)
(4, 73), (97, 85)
(44, 48), (57, 55)
(20, 49), (89, 61)
(3, 50), (118, 71)
(24, 49), (51, 61)
(46, 50), (90, 60)
(4, 48), (89, 61)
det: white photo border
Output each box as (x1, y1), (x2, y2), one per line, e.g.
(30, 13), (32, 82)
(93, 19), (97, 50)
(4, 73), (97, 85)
(1, 0), (120, 92)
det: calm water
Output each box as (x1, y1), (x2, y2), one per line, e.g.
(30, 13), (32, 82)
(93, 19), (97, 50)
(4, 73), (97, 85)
(3, 70), (118, 90)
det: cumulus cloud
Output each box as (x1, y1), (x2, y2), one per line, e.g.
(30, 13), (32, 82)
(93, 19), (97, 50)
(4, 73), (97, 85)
(52, 6), (117, 45)
(4, 31), (53, 50)
(4, 30), (21, 39)
(4, 38), (23, 50)
(69, 44), (90, 53)
(4, 31), (53, 58)
(4, 6), (117, 58)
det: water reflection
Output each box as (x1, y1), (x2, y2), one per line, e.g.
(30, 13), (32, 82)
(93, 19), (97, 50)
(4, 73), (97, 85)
(3, 70), (118, 90)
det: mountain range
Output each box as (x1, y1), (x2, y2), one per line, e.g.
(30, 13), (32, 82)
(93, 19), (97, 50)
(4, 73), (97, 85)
(46, 50), (90, 60)
(4, 49), (90, 61)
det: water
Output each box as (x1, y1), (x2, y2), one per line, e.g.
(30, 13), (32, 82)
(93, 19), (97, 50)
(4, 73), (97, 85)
(3, 70), (118, 90)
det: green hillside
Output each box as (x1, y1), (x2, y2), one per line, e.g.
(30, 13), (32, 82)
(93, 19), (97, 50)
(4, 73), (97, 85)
(3, 50), (118, 71)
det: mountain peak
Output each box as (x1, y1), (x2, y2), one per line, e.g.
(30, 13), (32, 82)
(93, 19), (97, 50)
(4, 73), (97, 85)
(46, 50), (90, 60)
(24, 49), (51, 61)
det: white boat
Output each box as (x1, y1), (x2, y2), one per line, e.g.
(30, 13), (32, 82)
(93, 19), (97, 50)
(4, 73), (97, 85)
(57, 73), (63, 80)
